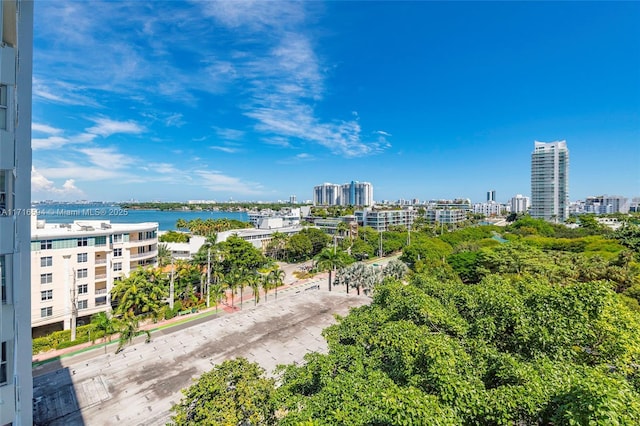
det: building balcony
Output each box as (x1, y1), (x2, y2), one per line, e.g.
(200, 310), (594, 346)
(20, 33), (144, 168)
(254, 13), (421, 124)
(94, 288), (108, 295)
(95, 258), (107, 265)
(130, 250), (158, 259)
(95, 273), (107, 280)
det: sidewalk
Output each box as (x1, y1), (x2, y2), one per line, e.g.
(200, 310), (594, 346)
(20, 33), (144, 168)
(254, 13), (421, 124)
(32, 271), (331, 365)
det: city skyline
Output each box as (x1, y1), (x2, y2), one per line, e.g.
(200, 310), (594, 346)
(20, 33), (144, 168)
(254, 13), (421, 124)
(32, 2), (640, 203)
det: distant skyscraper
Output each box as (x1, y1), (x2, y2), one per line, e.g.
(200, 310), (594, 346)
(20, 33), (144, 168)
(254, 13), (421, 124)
(289, 195), (297, 204)
(531, 140), (569, 223)
(313, 181), (373, 206)
(487, 190), (496, 202)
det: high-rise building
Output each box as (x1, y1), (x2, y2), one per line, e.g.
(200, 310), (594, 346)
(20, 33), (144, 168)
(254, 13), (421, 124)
(487, 190), (496, 202)
(0, 1), (33, 424)
(313, 181), (373, 206)
(531, 140), (569, 223)
(510, 194), (530, 214)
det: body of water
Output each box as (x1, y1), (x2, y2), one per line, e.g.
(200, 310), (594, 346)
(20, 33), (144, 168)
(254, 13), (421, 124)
(32, 203), (248, 231)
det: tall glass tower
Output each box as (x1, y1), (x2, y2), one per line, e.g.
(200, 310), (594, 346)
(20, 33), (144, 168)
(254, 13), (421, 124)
(530, 140), (569, 223)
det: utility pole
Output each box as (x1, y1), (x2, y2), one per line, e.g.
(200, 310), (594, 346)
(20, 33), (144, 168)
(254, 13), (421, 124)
(169, 258), (175, 311)
(70, 268), (78, 342)
(207, 248), (211, 308)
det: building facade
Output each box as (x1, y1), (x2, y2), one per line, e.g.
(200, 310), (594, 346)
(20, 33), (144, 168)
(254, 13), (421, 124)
(424, 209), (467, 225)
(314, 181), (373, 206)
(472, 202), (504, 217)
(30, 218), (158, 336)
(531, 140), (569, 223)
(584, 195), (629, 214)
(355, 208), (416, 232)
(510, 194), (530, 214)
(0, 1), (33, 424)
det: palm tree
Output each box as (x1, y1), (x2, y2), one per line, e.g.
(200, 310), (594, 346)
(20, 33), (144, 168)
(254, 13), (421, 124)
(209, 283), (225, 313)
(176, 218), (188, 231)
(224, 269), (240, 308)
(115, 313), (150, 354)
(269, 268), (286, 300)
(110, 268), (167, 319)
(315, 248), (347, 292)
(91, 311), (117, 352)
(246, 272), (261, 306)
(157, 243), (172, 268)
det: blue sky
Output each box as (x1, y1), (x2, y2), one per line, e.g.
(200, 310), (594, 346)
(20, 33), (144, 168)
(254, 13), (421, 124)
(32, 1), (640, 203)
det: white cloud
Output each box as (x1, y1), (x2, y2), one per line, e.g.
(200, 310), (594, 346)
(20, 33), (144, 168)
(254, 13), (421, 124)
(214, 127), (245, 141)
(32, 136), (70, 150)
(31, 167), (85, 197)
(195, 170), (263, 195)
(376, 130), (392, 137)
(32, 123), (63, 135)
(86, 118), (144, 138)
(76, 146), (136, 169)
(210, 146), (241, 154)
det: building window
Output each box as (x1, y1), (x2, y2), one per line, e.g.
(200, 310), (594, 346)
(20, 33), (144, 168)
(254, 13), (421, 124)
(40, 273), (52, 285)
(1, 341), (7, 385)
(41, 240), (52, 250)
(77, 253), (88, 263)
(77, 237), (88, 247)
(113, 234), (123, 243)
(113, 248), (122, 257)
(40, 256), (53, 267)
(0, 85), (7, 130)
(113, 276), (122, 282)
(77, 269), (88, 279)
(41, 290), (53, 301)
(113, 262), (122, 272)
(40, 307), (53, 318)
(78, 284), (88, 295)
(0, 255), (6, 304)
(77, 300), (88, 310)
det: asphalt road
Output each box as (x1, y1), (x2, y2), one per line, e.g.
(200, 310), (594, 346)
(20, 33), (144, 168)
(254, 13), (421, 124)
(32, 287), (370, 426)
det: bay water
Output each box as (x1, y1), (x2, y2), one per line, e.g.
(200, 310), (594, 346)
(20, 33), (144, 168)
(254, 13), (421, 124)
(32, 203), (248, 231)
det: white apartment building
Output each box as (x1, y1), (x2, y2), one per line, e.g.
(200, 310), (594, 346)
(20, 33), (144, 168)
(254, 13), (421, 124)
(30, 217), (158, 336)
(585, 195), (629, 214)
(355, 208), (416, 231)
(0, 1), (33, 424)
(531, 140), (569, 223)
(472, 202), (504, 217)
(424, 209), (467, 225)
(510, 194), (530, 214)
(314, 181), (373, 206)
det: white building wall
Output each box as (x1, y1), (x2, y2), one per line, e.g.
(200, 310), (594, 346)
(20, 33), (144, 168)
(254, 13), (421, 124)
(510, 194), (530, 214)
(30, 219), (158, 333)
(531, 140), (569, 223)
(0, 1), (32, 424)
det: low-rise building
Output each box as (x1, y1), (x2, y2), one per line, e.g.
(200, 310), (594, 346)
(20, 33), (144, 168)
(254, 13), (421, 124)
(30, 216), (158, 336)
(424, 209), (467, 224)
(216, 225), (303, 251)
(355, 208), (416, 231)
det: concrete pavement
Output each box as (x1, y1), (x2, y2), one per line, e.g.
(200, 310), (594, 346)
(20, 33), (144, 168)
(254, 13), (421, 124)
(33, 286), (370, 426)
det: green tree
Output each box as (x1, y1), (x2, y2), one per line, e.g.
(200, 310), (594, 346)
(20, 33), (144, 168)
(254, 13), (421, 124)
(159, 230), (189, 243)
(90, 311), (117, 347)
(315, 248), (348, 292)
(170, 358), (277, 426)
(115, 313), (150, 354)
(110, 267), (167, 318)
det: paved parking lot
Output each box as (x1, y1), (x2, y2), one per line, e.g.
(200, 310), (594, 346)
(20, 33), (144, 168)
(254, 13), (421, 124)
(33, 288), (370, 426)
